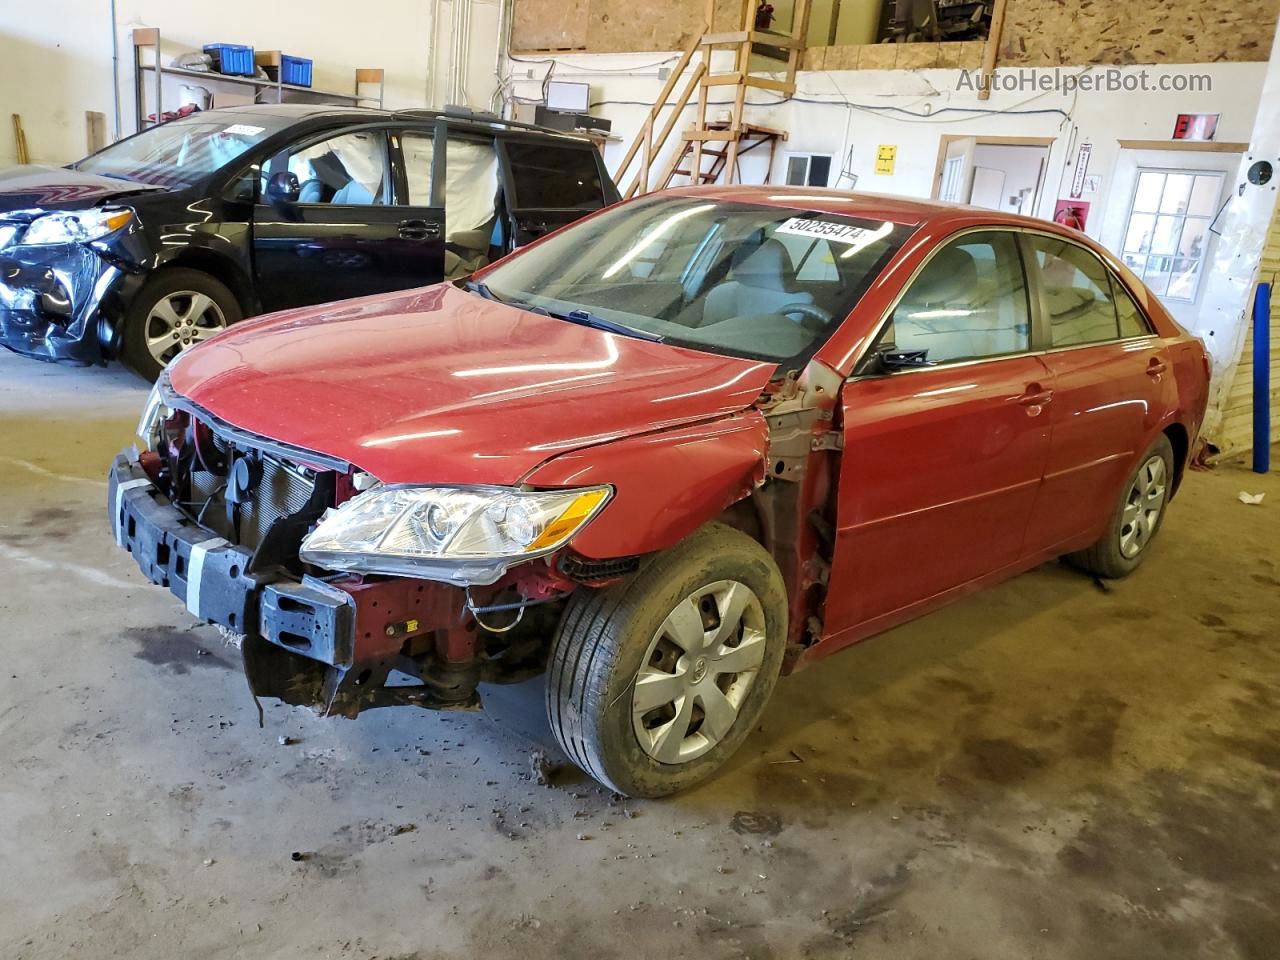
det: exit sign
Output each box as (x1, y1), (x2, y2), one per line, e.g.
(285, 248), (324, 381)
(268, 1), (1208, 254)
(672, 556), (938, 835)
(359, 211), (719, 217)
(1173, 113), (1219, 141)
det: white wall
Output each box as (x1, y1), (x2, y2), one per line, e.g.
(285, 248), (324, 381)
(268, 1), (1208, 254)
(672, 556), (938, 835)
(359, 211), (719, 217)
(0, 0), (504, 166)
(506, 56), (1264, 228)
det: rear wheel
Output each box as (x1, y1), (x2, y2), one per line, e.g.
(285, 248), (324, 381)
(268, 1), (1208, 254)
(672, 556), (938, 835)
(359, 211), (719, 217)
(121, 268), (241, 382)
(1066, 434), (1174, 579)
(546, 524), (788, 797)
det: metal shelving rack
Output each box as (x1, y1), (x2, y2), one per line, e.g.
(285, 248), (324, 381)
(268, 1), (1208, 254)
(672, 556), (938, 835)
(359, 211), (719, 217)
(132, 28), (384, 129)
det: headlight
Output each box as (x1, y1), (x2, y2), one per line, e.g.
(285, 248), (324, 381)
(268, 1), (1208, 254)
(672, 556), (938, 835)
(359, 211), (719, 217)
(22, 207), (133, 246)
(136, 376), (173, 446)
(300, 484), (612, 585)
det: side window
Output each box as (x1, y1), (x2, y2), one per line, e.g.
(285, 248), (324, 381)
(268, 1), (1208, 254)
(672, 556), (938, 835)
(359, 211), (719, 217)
(883, 231), (1030, 364)
(504, 142), (605, 209)
(1028, 236), (1126, 346)
(1112, 276), (1153, 338)
(400, 131), (435, 205)
(262, 130), (389, 205)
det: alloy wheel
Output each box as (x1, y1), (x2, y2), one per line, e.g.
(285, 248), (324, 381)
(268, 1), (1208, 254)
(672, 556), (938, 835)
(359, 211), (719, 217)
(1119, 455), (1168, 559)
(145, 291), (226, 365)
(631, 579), (767, 764)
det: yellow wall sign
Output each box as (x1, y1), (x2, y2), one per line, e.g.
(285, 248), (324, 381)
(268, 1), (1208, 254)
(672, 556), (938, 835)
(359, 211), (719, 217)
(875, 144), (897, 175)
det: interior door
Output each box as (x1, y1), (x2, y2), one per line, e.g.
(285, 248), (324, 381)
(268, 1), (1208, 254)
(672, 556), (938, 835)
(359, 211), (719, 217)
(497, 137), (612, 247)
(823, 230), (1053, 641)
(936, 136), (977, 203)
(252, 125), (442, 312)
(1019, 233), (1177, 552)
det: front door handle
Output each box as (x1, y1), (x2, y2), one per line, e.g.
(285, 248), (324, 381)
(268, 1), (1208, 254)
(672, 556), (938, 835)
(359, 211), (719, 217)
(1018, 383), (1054, 415)
(1146, 357), (1168, 378)
(399, 219), (440, 241)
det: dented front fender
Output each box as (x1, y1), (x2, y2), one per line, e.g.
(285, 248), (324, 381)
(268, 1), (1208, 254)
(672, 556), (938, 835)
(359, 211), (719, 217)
(524, 412), (769, 559)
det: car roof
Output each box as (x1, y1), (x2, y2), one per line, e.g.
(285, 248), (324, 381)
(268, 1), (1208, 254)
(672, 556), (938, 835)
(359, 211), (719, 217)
(198, 104), (597, 144)
(661, 184), (1061, 230)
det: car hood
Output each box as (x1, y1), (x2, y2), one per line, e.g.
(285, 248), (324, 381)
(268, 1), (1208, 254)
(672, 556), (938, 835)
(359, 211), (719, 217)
(0, 164), (165, 214)
(168, 284), (777, 485)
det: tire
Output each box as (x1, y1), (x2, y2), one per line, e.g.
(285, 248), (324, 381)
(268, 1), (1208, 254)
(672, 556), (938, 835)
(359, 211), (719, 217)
(120, 268), (242, 382)
(547, 523), (788, 798)
(1066, 434), (1174, 579)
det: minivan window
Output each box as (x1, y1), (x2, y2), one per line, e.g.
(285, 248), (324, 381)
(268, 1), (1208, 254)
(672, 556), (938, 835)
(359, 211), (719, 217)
(505, 142), (604, 209)
(1030, 236), (1132, 346)
(264, 131), (390, 205)
(478, 195), (908, 366)
(880, 231), (1030, 364)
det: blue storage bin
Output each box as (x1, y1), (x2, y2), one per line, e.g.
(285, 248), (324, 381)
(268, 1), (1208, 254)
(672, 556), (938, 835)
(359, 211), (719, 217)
(203, 43), (255, 76)
(280, 55), (313, 88)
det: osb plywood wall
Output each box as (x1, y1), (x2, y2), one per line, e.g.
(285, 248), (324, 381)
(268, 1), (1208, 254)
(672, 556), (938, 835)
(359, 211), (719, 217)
(999, 0), (1276, 66)
(512, 0), (745, 52)
(513, 0), (1279, 64)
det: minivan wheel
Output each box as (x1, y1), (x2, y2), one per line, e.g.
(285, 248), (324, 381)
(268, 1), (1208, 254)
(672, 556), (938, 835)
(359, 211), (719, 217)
(120, 268), (242, 382)
(546, 524), (788, 798)
(1066, 434), (1174, 579)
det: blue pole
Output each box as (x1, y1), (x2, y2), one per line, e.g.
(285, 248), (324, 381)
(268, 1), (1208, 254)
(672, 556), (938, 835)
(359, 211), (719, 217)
(1254, 282), (1271, 474)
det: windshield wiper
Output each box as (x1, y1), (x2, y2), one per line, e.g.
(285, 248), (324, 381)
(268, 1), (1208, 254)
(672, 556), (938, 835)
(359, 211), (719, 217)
(462, 281), (662, 342)
(462, 279), (548, 313)
(549, 308), (664, 343)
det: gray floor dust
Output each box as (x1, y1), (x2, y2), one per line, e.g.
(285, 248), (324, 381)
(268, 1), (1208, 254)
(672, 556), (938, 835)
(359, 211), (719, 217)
(0, 351), (1276, 959)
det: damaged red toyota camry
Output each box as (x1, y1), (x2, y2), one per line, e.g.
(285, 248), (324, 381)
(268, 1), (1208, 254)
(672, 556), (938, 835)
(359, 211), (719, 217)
(110, 185), (1210, 797)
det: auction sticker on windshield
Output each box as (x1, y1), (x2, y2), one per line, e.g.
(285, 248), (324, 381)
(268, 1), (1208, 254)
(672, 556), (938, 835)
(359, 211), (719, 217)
(776, 218), (877, 245)
(223, 124), (266, 137)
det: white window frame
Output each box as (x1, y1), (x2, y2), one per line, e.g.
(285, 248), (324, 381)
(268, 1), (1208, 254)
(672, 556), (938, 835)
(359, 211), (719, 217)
(1119, 167), (1225, 304)
(783, 153), (834, 188)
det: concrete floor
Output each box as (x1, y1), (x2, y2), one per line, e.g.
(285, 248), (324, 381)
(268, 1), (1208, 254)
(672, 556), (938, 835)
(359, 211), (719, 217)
(0, 348), (1277, 960)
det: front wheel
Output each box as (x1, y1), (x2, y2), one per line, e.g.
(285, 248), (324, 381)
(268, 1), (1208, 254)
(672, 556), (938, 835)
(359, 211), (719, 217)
(120, 268), (242, 382)
(546, 524), (788, 798)
(1066, 434), (1174, 579)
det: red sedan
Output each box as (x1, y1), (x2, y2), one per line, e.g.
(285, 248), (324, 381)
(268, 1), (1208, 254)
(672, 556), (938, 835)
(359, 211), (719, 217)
(111, 186), (1210, 796)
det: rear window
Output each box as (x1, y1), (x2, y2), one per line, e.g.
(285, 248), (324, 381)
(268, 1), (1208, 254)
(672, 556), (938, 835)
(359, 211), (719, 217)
(505, 142), (604, 209)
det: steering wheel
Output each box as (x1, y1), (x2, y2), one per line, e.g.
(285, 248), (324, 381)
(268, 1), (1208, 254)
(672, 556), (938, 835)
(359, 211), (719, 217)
(776, 302), (833, 333)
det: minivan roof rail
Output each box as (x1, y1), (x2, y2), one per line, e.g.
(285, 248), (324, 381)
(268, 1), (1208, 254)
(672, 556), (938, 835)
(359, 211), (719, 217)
(394, 106), (599, 143)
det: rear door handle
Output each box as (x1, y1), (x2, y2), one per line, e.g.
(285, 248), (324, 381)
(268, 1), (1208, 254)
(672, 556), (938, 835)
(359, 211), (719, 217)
(1146, 357), (1168, 377)
(399, 219), (440, 241)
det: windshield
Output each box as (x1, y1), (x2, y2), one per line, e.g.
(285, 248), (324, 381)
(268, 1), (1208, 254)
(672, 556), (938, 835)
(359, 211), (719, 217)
(74, 114), (287, 189)
(478, 195), (911, 366)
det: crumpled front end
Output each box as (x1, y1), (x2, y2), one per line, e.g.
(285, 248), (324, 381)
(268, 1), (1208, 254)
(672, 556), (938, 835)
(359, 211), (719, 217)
(109, 389), (586, 718)
(0, 216), (147, 364)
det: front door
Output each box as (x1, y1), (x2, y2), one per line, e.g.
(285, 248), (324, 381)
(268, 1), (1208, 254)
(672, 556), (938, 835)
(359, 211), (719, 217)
(1019, 233), (1177, 552)
(824, 230), (1053, 642)
(252, 126), (443, 311)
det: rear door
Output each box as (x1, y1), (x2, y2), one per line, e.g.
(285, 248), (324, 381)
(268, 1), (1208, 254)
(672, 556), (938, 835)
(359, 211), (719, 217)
(824, 229), (1053, 641)
(252, 124), (443, 311)
(1019, 233), (1177, 553)
(497, 136), (613, 248)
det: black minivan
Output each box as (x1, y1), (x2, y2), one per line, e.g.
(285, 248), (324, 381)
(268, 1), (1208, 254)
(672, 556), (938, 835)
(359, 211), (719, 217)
(0, 104), (619, 380)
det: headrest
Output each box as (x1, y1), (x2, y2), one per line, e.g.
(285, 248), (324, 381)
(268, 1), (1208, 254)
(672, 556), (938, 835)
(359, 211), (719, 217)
(732, 238), (793, 288)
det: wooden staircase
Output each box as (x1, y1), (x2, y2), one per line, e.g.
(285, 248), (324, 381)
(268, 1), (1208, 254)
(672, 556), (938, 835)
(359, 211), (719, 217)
(613, 0), (810, 199)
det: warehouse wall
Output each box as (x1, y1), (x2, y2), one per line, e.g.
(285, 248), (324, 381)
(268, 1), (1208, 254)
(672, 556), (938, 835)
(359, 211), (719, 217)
(510, 0), (1280, 61)
(0, 0), (503, 167)
(513, 55), (1264, 223)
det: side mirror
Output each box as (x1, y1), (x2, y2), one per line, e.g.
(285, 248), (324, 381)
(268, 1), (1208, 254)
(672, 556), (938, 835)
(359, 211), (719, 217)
(266, 171), (300, 205)
(868, 344), (931, 373)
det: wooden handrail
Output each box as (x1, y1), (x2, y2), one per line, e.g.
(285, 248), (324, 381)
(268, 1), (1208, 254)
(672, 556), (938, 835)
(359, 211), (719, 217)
(612, 28), (705, 190)
(622, 60), (705, 199)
